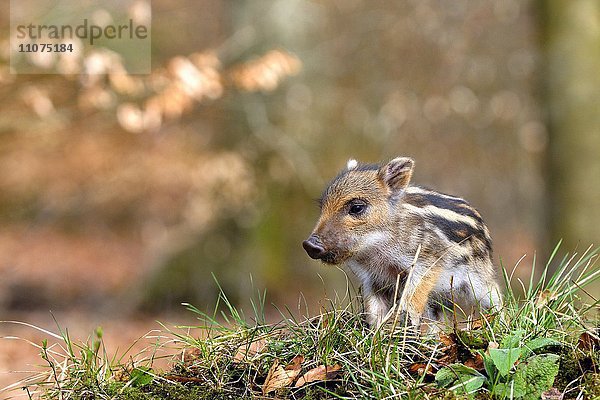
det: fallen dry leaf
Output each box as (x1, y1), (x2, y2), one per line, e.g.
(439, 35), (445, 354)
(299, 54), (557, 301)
(112, 366), (133, 382)
(541, 387), (563, 400)
(262, 355), (304, 394)
(408, 362), (435, 376)
(182, 347), (202, 364)
(577, 331), (599, 351)
(487, 341), (499, 351)
(536, 289), (558, 308)
(464, 353), (485, 371)
(439, 332), (456, 347)
(470, 313), (495, 330)
(287, 355), (305, 370)
(294, 364), (342, 388)
(234, 338), (268, 363)
(437, 333), (458, 365)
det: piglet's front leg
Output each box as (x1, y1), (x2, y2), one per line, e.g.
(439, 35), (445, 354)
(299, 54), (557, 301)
(398, 264), (442, 326)
(364, 291), (390, 328)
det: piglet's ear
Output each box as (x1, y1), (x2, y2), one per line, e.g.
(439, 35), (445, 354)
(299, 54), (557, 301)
(378, 157), (414, 191)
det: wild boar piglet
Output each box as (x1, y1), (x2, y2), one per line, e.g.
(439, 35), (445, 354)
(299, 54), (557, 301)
(303, 157), (502, 327)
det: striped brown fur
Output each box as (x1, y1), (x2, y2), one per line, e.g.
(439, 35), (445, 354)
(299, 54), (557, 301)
(302, 157), (502, 328)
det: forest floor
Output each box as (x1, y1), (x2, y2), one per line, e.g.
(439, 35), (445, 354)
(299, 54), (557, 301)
(1, 245), (599, 399)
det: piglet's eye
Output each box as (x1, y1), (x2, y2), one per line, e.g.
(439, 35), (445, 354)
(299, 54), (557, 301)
(348, 200), (367, 217)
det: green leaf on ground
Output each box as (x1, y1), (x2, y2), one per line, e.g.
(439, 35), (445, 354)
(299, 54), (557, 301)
(492, 354), (560, 399)
(131, 366), (154, 387)
(435, 364), (486, 394)
(519, 354), (560, 399)
(489, 347), (522, 376)
(500, 330), (525, 348)
(521, 337), (561, 358)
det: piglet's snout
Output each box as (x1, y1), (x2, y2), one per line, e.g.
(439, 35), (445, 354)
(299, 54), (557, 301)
(302, 235), (326, 260)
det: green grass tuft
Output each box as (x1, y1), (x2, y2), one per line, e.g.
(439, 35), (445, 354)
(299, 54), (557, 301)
(4, 244), (599, 399)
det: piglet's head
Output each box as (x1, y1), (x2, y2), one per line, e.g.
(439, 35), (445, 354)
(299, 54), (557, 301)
(303, 157), (414, 264)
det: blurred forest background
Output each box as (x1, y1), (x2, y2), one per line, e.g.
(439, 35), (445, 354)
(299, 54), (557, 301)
(0, 0), (599, 386)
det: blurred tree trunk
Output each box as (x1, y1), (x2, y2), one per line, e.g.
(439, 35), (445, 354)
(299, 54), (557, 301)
(543, 1), (600, 254)
(226, 1), (315, 303)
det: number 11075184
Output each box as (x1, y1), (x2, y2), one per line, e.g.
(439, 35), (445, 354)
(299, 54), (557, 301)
(18, 43), (74, 52)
